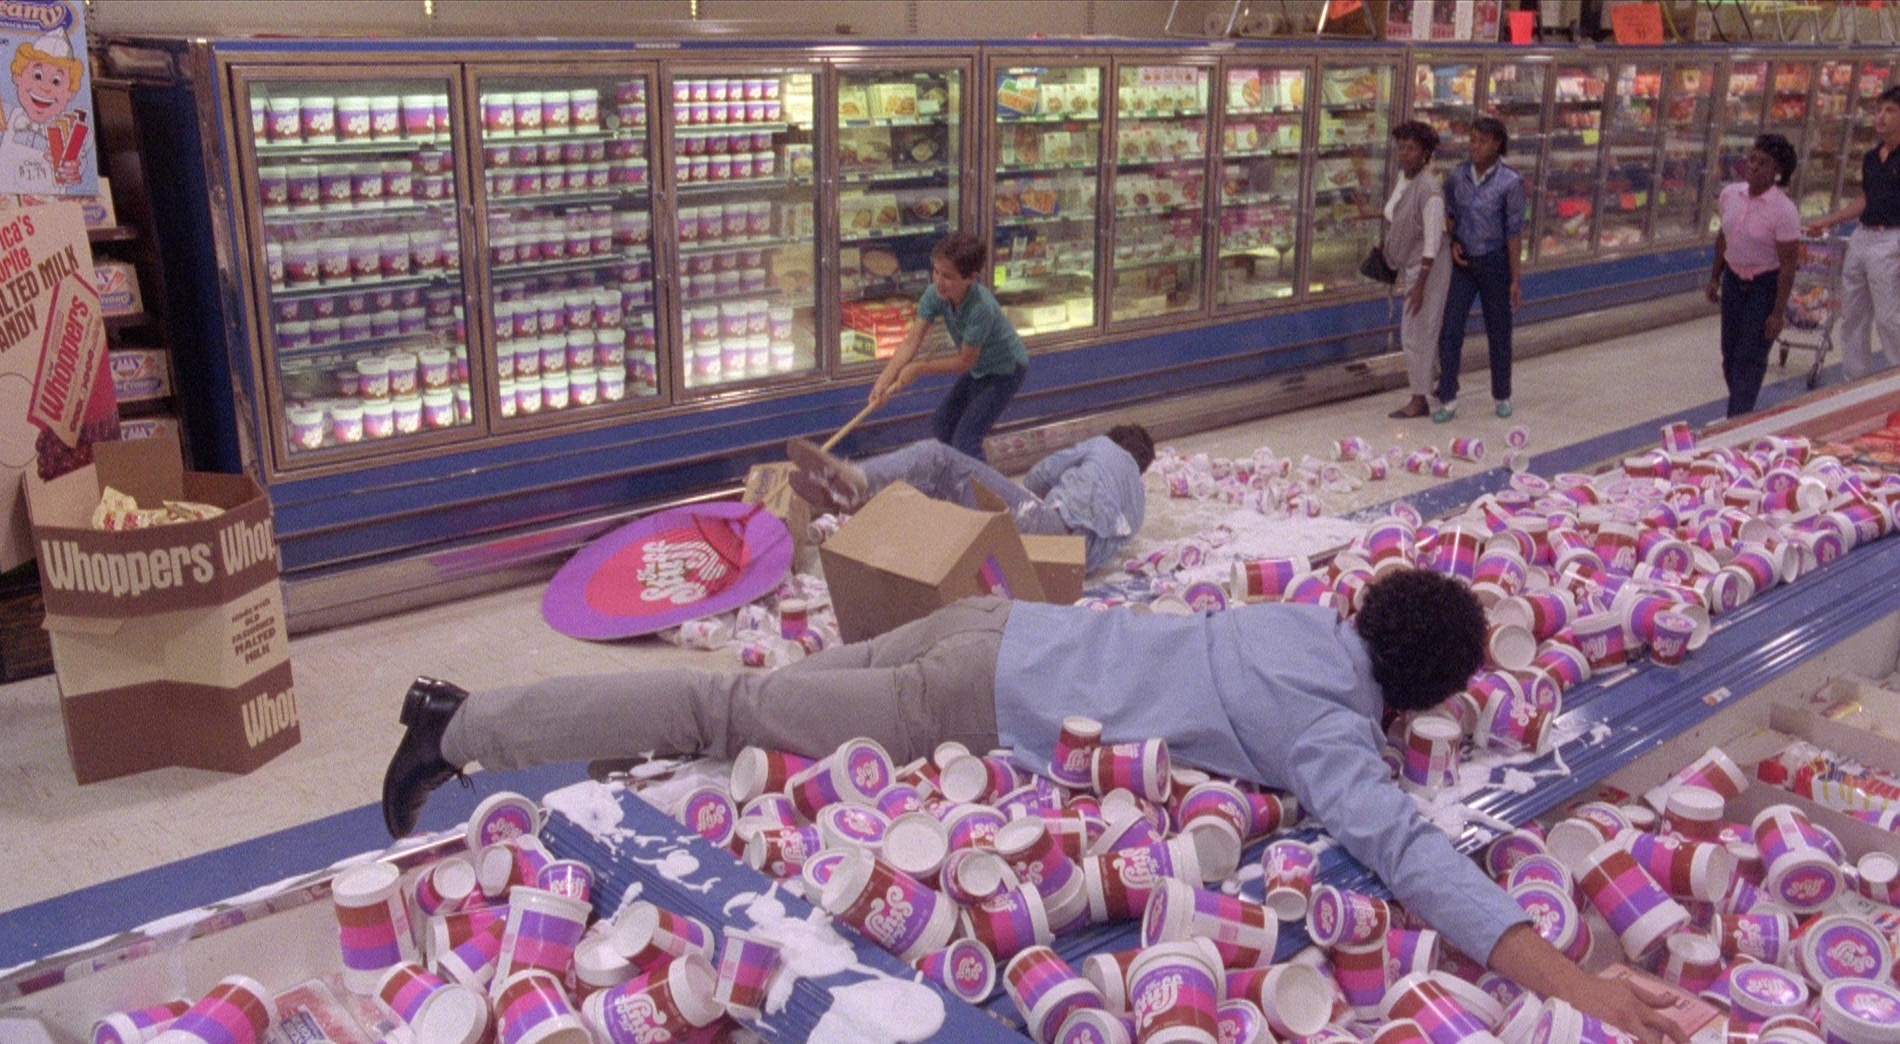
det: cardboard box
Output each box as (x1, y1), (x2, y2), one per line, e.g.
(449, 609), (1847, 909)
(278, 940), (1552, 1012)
(118, 415), (183, 443)
(110, 347), (171, 402)
(1, 200), (117, 572)
(80, 177), (116, 229)
(26, 435), (298, 783)
(820, 482), (1043, 643)
(90, 260), (143, 316)
(1021, 534), (1086, 605)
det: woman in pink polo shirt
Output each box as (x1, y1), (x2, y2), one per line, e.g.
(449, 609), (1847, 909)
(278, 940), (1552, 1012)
(1708, 134), (1801, 418)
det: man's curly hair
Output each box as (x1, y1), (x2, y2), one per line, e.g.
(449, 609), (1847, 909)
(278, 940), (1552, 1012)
(1354, 568), (1486, 712)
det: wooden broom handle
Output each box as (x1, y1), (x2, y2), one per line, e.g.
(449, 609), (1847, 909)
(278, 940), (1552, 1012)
(820, 401), (881, 453)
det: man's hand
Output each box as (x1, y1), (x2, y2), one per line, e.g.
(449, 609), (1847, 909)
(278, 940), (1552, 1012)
(1565, 975), (1687, 1044)
(1764, 313), (1784, 343)
(1509, 278), (1522, 311)
(1706, 277), (1721, 304)
(1451, 241), (1469, 268)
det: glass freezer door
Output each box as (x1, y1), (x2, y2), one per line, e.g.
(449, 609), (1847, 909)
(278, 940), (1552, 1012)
(1717, 59), (1769, 191)
(1654, 60), (1716, 242)
(245, 74), (474, 464)
(1410, 56), (1478, 170)
(473, 71), (660, 421)
(1539, 62), (1607, 261)
(1107, 63), (1210, 326)
(1800, 59), (1857, 220)
(1483, 59), (1544, 264)
(669, 67), (818, 392)
(1843, 60), (1896, 204)
(1215, 60), (1306, 309)
(1597, 61), (1661, 253)
(1764, 58), (1814, 150)
(1308, 61), (1394, 295)
(991, 63), (1105, 338)
(835, 66), (964, 367)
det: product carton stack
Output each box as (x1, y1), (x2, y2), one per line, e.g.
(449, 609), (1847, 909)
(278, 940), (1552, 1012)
(25, 435), (298, 783)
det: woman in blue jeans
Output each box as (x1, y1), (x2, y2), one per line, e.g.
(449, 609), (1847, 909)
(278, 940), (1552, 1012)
(1708, 135), (1800, 418)
(1434, 117), (1526, 423)
(870, 232), (1028, 462)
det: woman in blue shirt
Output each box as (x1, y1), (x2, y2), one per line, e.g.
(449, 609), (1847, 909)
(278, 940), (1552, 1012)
(870, 232), (1029, 462)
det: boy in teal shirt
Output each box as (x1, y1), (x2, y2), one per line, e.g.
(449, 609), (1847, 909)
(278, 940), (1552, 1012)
(870, 231), (1028, 462)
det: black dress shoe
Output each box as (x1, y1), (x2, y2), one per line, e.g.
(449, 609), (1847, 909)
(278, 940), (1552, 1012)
(382, 676), (470, 838)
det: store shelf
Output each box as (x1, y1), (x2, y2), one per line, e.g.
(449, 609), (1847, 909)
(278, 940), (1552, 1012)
(673, 121), (789, 137)
(675, 174), (809, 196)
(1113, 107), (1207, 120)
(487, 186), (647, 209)
(678, 286), (784, 309)
(1222, 147), (1301, 160)
(88, 225), (137, 244)
(997, 113), (1101, 125)
(271, 269), (461, 301)
(255, 136), (447, 158)
(1113, 253), (1199, 270)
(838, 115), (949, 129)
(493, 253), (640, 280)
(1116, 155), (1205, 169)
(995, 211), (1092, 228)
(1115, 202), (1202, 218)
(1226, 105), (1303, 117)
(677, 235), (796, 256)
(841, 222), (948, 245)
(263, 201), (456, 226)
(839, 167), (952, 185)
(1221, 192), (1297, 207)
(995, 160), (1096, 175)
(274, 328), (446, 362)
(483, 127), (632, 146)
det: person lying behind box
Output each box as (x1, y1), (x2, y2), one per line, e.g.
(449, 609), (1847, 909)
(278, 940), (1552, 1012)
(786, 424), (1153, 575)
(382, 569), (1680, 1042)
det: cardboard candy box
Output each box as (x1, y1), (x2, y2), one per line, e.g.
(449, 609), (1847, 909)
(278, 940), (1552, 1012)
(26, 435), (298, 784)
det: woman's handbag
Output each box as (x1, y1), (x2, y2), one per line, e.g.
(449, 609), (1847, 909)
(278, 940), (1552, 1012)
(1360, 245), (1399, 284)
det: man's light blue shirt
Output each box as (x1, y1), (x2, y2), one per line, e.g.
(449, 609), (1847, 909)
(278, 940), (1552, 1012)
(993, 602), (1528, 963)
(1021, 436), (1145, 573)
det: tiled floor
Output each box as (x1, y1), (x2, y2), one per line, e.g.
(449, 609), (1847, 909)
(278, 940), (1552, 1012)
(2, 311), (1763, 928)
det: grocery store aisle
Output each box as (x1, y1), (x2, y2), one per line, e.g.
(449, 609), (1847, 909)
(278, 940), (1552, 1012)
(0, 310), (1829, 969)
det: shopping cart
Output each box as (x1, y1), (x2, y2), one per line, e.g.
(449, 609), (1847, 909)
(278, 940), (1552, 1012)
(1774, 232), (1849, 389)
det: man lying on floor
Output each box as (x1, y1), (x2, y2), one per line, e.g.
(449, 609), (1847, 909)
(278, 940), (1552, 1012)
(381, 569), (1681, 1043)
(786, 424), (1153, 575)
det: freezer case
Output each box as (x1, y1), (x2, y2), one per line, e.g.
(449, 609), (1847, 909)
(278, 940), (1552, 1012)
(236, 69), (479, 471)
(1306, 60), (1396, 296)
(990, 61), (1105, 339)
(667, 66), (820, 392)
(1106, 61), (1211, 326)
(1797, 58), (1858, 221)
(470, 69), (663, 423)
(1214, 60), (1306, 310)
(1482, 56), (1544, 265)
(1537, 61), (1606, 262)
(1653, 59), (1717, 243)
(1595, 60), (1661, 253)
(1407, 54), (1479, 171)
(1715, 57), (1769, 207)
(834, 63), (968, 366)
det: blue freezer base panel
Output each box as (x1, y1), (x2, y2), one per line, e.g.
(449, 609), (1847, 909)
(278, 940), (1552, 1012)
(263, 246), (1710, 580)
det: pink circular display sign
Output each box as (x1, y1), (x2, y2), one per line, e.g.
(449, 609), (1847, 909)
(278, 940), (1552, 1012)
(543, 502), (792, 639)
